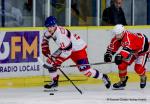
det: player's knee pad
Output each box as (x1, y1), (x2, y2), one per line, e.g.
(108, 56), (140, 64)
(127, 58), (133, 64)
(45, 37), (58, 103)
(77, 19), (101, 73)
(76, 58), (91, 71)
(118, 61), (128, 71)
(82, 68), (99, 78)
(134, 64), (145, 75)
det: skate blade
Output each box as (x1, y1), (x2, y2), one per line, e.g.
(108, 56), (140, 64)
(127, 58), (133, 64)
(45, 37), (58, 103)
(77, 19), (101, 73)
(111, 86), (125, 90)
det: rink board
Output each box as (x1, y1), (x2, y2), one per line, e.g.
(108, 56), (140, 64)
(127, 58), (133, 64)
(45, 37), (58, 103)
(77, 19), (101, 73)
(0, 26), (150, 88)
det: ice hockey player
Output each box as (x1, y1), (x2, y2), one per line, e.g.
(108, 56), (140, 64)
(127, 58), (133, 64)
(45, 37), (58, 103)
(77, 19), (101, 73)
(104, 24), (149, 89)
(41, 16), (111, 89)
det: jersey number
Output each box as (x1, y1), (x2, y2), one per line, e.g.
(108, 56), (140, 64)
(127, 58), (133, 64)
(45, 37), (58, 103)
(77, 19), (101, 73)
(60, 42), (65, 48)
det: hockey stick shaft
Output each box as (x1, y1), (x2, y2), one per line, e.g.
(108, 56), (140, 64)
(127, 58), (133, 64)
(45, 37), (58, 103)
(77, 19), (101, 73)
(58, 68), (82, 94)
(61, 61), (114, 68)
(38, 57), (114, 68)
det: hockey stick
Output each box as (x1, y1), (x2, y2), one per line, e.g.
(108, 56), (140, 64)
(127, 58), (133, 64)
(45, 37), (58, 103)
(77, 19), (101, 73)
(38, 57), (114, 69)
(38, 57), (83, 95)
(60, 61), (114, 68)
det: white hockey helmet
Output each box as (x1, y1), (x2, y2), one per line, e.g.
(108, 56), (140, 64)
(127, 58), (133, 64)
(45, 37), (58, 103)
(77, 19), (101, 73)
(112, 24), (125, 39)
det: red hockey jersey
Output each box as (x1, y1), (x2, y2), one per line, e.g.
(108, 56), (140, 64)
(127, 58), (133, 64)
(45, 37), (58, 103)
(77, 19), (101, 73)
(107, 31), (149, 59)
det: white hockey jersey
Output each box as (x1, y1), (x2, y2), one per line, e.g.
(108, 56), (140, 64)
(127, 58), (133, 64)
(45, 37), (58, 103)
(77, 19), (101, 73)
(43, 26), (87, 58)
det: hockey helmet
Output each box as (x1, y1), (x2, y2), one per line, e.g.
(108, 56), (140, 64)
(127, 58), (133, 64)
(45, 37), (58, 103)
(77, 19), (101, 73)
(112, 24), (125, 39)
(44, 16), (57, 27)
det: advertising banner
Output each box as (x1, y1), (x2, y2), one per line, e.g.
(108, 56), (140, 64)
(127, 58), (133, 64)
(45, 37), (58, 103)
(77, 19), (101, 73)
(0, 31), (43, 77)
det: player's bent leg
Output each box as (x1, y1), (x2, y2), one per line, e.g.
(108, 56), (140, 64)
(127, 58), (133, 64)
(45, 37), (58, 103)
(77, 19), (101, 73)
(113, 62), (128, 89)
(71, 51), (111, 89)
(43, 64), (59, 89)
(134, 64), (147, 88)
(82, 68), (111, 89)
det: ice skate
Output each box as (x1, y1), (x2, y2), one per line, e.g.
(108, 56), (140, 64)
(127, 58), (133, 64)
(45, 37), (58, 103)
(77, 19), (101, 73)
(140, 75), (147, 89)
(112, 76), (128, 90)
(44, 80), (58, 89)
(44, 75), (59, 89)
(102, 74), (111, 89)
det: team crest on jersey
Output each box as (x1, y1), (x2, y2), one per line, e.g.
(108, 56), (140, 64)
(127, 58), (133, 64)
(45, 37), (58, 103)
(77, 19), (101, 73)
(122, 42), (129, 46)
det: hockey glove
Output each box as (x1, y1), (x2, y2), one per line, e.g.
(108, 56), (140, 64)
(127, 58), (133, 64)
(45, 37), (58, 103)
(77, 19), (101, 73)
(46, 56), (53, 64)
(46, 56), (63, 69)
(104, 52), (112, 62)
(45, 56), (59, 71)
(41, 39), (50, 57)
(115, 54), (123, 65)
(52, 56), (65, 68)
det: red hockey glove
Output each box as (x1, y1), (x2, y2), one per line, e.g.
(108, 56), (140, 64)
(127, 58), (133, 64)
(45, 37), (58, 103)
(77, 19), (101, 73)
(46, 56), (61, 69)
(46, 56), (53, 64)
(41, 39), (50, 57)
(52, 56), (66, 68)
(45, 56), (58, 71)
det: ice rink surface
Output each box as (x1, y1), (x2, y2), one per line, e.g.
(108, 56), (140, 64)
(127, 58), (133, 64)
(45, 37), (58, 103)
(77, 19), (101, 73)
(0, 83), (150, 104)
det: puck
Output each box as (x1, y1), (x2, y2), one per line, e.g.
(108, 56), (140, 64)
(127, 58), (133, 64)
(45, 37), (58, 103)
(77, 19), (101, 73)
(49, 93), (54, 95)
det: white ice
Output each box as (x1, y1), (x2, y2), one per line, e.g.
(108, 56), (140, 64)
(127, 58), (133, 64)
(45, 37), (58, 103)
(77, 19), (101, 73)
(0, 83), (150, 104)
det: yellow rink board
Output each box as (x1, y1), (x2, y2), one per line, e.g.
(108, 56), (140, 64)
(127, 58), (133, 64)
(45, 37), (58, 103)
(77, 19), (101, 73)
(0, 25), (150, 31)
(0, 72), (150, 88)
